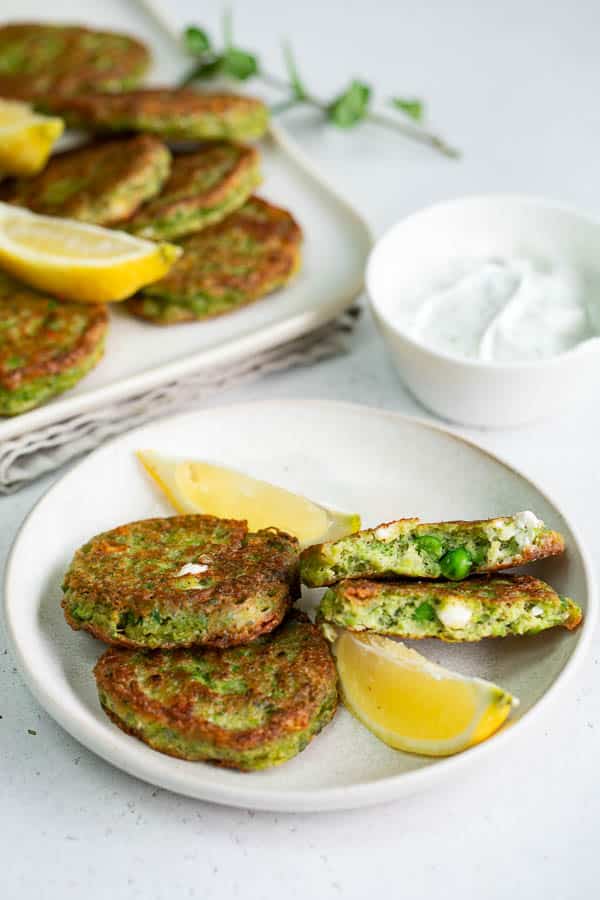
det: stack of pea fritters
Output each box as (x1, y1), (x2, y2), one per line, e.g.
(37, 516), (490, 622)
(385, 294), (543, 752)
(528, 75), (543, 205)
(300, 512), (582, 641)
(62, 515), (338, 770)
(0, 22), (302, 415)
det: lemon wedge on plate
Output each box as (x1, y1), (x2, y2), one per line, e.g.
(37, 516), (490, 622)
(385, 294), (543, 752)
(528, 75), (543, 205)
(332, 630), (517, 756)
(137, 450), (361, 547)
(0, 203), (180, 303)
(0, 99), (64, 176)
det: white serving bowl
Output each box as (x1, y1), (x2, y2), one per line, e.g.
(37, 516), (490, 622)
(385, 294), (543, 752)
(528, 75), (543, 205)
(366, 195), (600, 428)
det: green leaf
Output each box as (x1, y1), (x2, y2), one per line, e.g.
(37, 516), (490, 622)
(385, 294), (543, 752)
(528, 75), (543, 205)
(184, 26), (212, 57)
(391, 97), (424, 122)
(282, 42), (307, 101)
(221, 46), (259, 80)
(328, 80), (371, 128)
(180, 56), (224, 86)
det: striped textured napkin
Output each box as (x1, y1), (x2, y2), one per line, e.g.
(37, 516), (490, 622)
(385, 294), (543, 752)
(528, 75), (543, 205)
(0, 307), (359, 493)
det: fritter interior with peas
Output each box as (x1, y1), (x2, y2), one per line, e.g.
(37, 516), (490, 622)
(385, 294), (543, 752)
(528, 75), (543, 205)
(318, 574), (582, 641)
(300, 512), (565, 587)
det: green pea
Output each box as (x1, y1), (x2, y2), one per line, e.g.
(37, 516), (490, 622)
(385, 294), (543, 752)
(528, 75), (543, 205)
(440, 547), (472, 580)
(416, 535), (444, 559)
(413, 601), (436, 622)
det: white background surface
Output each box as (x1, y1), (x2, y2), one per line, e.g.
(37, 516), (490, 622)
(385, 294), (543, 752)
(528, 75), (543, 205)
(1, 1), (599, 897)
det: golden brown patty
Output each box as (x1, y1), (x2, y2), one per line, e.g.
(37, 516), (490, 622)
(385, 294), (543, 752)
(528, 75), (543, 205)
(0, 23), (150, 101)
(42, 89), (270, 142)
(94, 610), (338, 770)
(126, 196), (302, 324)
(317, 574), (583, 641)
(62, 514), (301, 649)
(0, 271), (108, 415)
(124, 142), (261, 240)
(0, 136), (171, 226)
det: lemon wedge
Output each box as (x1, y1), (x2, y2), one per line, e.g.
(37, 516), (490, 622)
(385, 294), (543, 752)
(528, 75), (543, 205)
(0, 99), (64, 176)
(333, 630), (517, 756)
(137, 450), (361, 547)
(0, 203), (180, 303)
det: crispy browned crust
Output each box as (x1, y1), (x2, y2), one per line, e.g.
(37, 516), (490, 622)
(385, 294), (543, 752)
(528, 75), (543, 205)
(126, 196), (303, 324)
(0, 135), (170, 224)
(0, 287), (108, 391)
(94, 611), (338, 757)
(63, 595), (292, 650)
(301, 518), (566, 579)
(336, 574), (561, 606)
(62, 515), (300, 648)
(41, 88), (266, 130)
(123, 143), (260, 235)
(0, 23), (149, 100)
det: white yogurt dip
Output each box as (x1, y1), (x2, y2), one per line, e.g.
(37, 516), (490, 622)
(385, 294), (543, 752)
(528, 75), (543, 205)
(397, 256), (596, 362)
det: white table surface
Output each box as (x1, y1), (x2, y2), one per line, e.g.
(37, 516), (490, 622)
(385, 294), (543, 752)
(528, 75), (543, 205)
(2, 1), (600, 897)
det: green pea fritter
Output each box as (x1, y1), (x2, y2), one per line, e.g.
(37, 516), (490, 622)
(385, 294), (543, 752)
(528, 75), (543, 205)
(0, 272), (108, 416)
(300, 512), (565, 587)
(0, 23), (150, 102)
(318, 575), (582, 642)
(42, 89), (269, 142)
(0, 136), (171, 226)
(123, 143), (261, 240)
(62, 515), (300, 649)
(94, 610), (338, 770)
(126, 196), (302, 324)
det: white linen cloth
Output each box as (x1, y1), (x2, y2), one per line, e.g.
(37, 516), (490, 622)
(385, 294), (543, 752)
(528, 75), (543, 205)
(0, 308), (359, 493)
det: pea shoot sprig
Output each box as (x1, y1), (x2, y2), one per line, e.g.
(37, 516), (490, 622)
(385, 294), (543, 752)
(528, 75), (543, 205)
(180, 12), (459, 159)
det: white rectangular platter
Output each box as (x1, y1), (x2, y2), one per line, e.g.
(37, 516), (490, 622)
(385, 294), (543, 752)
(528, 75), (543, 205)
(0, 0), (372, 442)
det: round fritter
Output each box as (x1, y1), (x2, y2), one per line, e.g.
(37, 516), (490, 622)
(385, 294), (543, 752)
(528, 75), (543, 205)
(62, 515), (300, 649)
(0, 272), (108, 416)
(124, 143), (261, 241)
(94, 610), (338, 770)
(126, 196), (302, 324)
(0, 136), (171, 226)
(41, 89), (269, 142)
(0, 23), (149, 102)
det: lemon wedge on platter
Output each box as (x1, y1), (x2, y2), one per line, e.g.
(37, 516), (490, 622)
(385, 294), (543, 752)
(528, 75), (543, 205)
(137, 450), (361, 547)
(0, 203), (180, 303)
(0, 99), (64, 176)
(332, 630), (518, 757)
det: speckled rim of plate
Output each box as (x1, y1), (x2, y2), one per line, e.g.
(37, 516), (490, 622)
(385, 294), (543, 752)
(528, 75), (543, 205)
(3, 400), (597, 812)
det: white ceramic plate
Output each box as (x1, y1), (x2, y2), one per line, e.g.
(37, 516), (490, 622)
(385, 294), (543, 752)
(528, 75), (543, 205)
(4, 400), (596, 812)
(0, 0), (372, 442)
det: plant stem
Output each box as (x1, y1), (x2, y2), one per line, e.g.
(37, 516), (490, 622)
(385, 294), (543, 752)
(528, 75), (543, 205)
(255, 70), (459, 158)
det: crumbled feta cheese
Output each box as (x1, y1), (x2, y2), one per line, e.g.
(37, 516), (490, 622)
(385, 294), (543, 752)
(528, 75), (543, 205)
(531, 605), (544, 617)
(438, 601), (473, 630)
(175, 563), (209, 577)
(492, 519), (517, 541)
(515, 510), (543, 531)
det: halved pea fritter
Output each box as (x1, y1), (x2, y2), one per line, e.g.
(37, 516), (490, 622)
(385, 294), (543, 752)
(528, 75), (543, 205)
(94, 611), (338, 770)
(0, 272), (108, 416)
(42, 89), (269, 142)
(126, 196), (302, 324)
(62, 515), (300, 649)
(300, 512), (564, 587)
(0, 136), (171, 226)
(0, 23), (149, 102)
(318, 575), (582, 642)
(124, 143), (261, 240)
